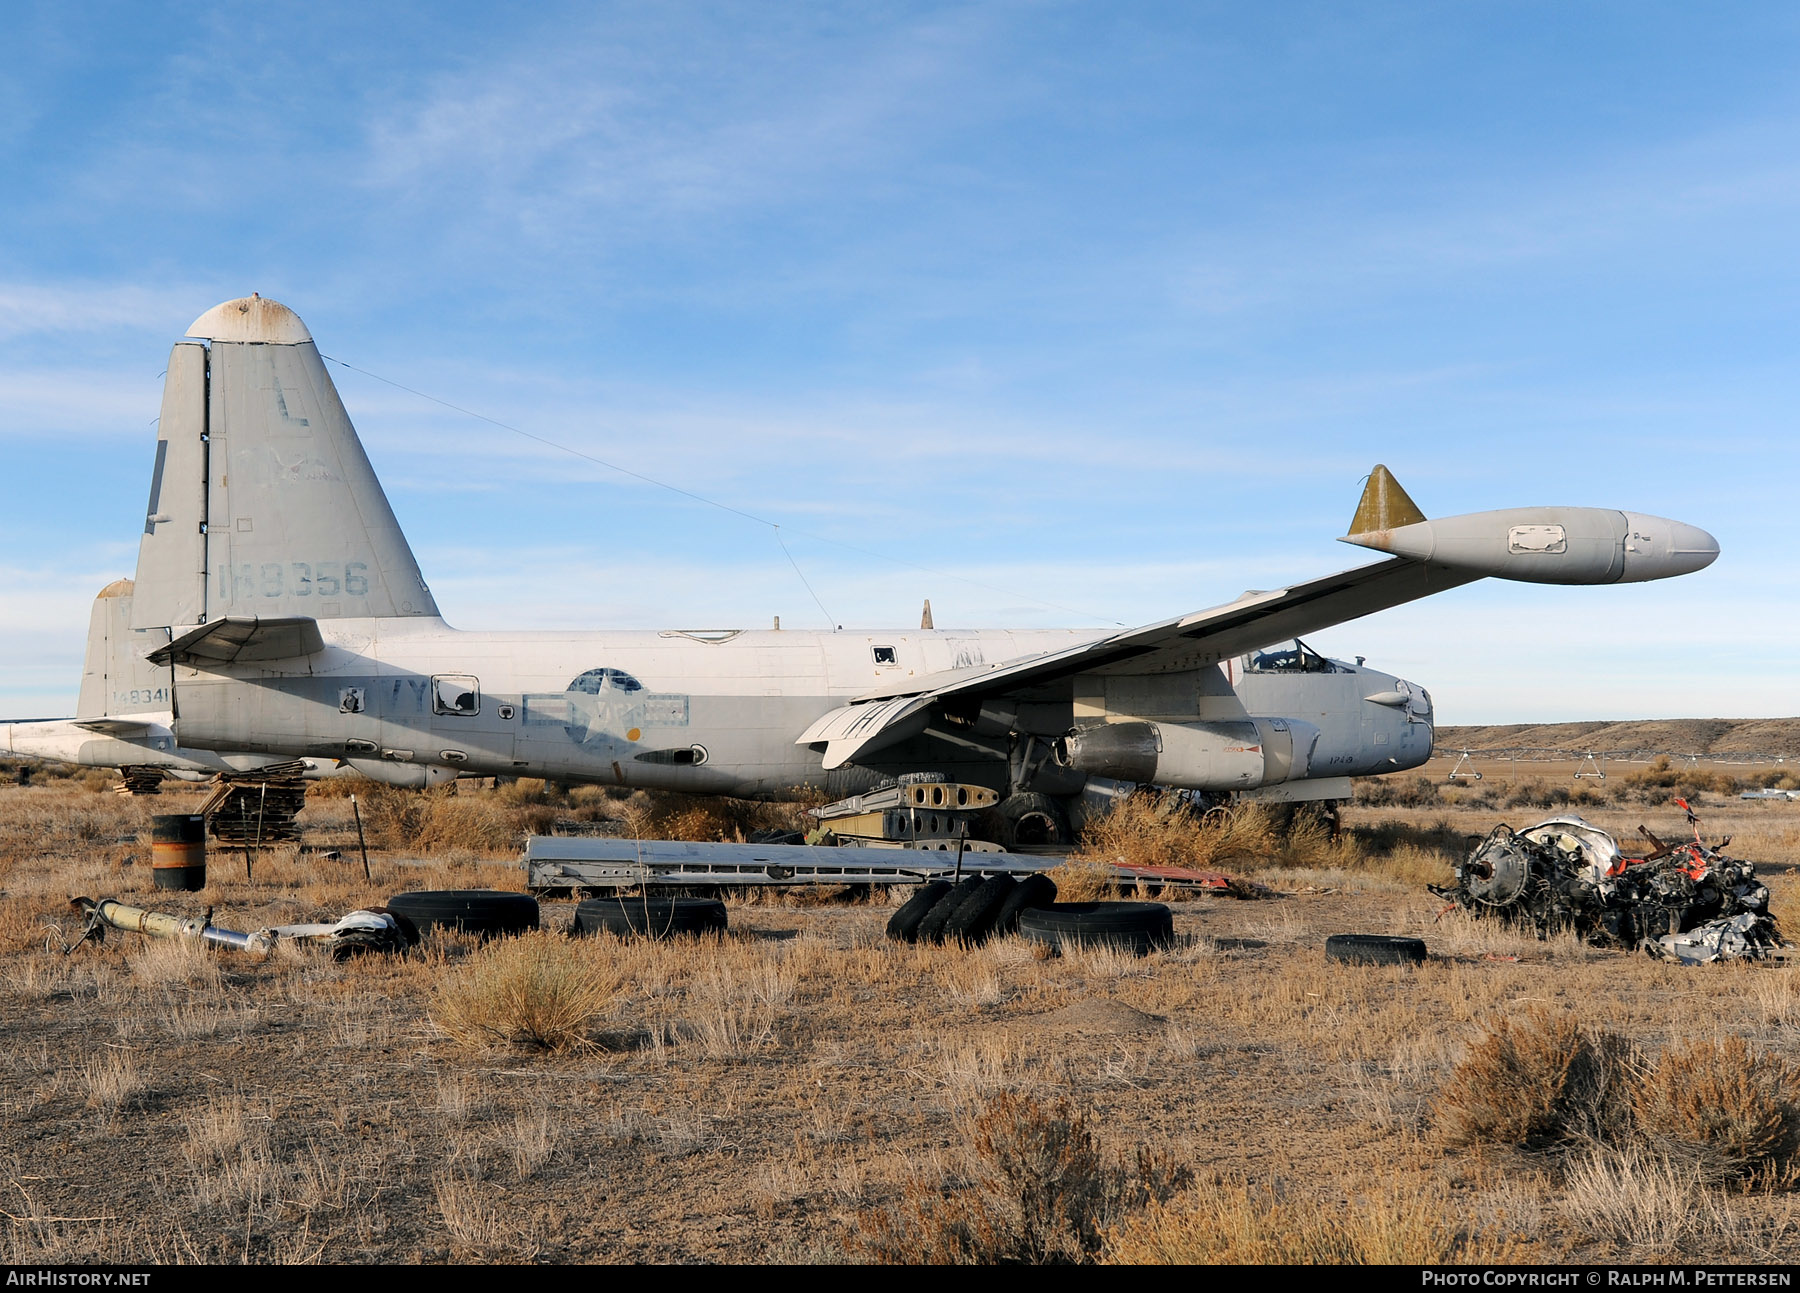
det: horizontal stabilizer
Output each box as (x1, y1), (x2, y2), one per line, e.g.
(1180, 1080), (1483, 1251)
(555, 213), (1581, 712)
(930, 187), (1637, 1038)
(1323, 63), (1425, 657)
(71, 717), (156, 738)
(147, 616), (324, 667)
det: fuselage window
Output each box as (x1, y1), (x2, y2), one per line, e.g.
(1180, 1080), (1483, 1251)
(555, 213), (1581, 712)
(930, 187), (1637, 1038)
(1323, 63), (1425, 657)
(433, 675), (480, 716)
(872, 646), (898, 666)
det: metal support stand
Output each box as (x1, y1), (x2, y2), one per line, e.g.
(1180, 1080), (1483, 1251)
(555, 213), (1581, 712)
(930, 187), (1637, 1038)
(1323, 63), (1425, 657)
(351, 794), (371, 882)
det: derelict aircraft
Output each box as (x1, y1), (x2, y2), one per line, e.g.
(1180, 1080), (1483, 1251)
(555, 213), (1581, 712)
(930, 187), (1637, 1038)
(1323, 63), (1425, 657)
(88, 296), (1716, 843)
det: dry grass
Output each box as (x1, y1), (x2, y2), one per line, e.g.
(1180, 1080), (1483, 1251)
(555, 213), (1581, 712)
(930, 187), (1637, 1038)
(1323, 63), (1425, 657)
(429, 930), (627, 1052)
(1560, 1146), (1721, 1254)
(686, 954), (798, 1057)
(1107, 1176), (1534, 1263)
(80, 1048), (143, 1115)
(359, 784), (546, 853)
(1070, 797), (1356, 880)
(5, 777), (1800, 1262)
(435, 1170), (541, 1261)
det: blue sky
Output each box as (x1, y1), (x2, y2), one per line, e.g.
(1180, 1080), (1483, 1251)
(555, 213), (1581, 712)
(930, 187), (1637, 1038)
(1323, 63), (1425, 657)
(1, 3), (1796, 722)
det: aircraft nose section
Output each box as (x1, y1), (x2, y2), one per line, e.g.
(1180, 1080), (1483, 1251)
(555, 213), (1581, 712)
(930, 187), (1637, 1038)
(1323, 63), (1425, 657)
(1620, 513), (1720, 583)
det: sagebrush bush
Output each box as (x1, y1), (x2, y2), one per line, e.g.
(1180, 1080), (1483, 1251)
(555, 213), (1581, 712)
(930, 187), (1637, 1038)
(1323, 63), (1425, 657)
(429, 930), (626, 1052)
(1501, 780), (1607, 811)
(1631, 1037), (1800, 1187)
(1437, 1014), (1800, 1190)
(1354, 775), (1441, 808)
(852, 1092), (1190, 1264)
(1436, 1010), (1638, 1151)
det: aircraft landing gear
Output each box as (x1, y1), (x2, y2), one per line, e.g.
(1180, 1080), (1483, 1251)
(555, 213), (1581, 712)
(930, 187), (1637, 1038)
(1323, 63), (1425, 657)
(993, 792), (1071, 849)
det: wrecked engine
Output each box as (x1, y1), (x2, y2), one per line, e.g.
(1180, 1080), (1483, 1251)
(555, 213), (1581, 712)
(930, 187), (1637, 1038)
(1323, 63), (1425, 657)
(1432, 812), (1785, 964)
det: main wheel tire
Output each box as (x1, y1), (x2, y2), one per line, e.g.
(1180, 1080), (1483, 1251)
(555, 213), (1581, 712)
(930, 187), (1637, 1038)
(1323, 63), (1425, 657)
(1016, 901), (1174, 956)
(886, 879), (953, 943)
(943, 874), (1017, 947)
(1324, 934), (1427, 966)
(574, 896), (728, 939)
(384, 889), (539, 943)
(994, 792), (1070, 849)
(991, 873), (1057, 937)
(915, 876), (986, 946)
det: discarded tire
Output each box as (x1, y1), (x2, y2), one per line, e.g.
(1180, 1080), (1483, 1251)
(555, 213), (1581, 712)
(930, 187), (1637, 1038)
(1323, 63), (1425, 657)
(915, 876), (987, 946)
(887, 879), (954, 944)
(1324, 934), (1427, 966)
(991, 873), (1057, 937)
(573, 896), (727, 939)
(384, 890), (539, 943)
(943, 874), (1017, 947)
(1017, 902), (1174, 956)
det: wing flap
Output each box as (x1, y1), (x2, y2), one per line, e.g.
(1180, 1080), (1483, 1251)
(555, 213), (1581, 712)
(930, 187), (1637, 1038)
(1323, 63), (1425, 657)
(146, 616), (325, 667)
(797, 695), (938, 770)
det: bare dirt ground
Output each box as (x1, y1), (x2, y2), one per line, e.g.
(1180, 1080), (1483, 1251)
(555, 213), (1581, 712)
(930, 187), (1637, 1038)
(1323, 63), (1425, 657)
(4, 771), (1800, 1263)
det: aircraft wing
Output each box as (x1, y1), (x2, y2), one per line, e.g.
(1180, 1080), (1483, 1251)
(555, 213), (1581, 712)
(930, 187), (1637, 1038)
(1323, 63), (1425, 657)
(797, 466), (1721, 770)
(801, 557), (1478, 768)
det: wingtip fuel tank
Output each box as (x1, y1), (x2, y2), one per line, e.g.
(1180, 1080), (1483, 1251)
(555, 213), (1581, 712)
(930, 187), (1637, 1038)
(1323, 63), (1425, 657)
(1340, 467), (1718, 585)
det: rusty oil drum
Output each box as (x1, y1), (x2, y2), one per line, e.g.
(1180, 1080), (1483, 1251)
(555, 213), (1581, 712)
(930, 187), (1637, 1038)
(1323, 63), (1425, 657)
(151, 814), (206, 891)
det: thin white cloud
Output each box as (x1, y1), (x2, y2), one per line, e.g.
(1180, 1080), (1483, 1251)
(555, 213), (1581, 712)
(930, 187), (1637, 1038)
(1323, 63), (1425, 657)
(359, 8), (996, 235)
(0, 367), (162, 437)
(0, 281), (204, 342)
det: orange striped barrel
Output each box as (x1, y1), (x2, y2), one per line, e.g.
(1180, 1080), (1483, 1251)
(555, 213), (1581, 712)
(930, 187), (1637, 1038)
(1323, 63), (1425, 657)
(151, 814), (206, 891)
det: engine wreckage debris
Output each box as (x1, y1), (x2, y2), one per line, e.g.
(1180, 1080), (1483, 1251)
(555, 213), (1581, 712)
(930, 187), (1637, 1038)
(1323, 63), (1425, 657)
(65, 896), (403, 960)
(1433, 802), (1787, 964)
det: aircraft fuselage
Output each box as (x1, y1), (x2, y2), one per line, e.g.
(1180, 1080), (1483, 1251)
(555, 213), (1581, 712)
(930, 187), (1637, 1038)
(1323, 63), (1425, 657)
(168, 617), (1430, 798)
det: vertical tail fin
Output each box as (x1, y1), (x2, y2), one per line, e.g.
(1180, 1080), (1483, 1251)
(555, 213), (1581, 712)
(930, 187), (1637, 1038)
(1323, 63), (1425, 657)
(132, 295), (438, 630)
(76, 581), (172, 717)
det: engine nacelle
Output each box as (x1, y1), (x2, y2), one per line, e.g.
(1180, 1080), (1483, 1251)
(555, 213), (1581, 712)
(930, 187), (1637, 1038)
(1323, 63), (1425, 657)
(1057, 717), (1320, 791)
(344, 758), (458, 790)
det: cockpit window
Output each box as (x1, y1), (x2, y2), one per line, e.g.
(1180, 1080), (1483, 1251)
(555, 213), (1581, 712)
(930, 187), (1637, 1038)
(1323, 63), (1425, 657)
(1246, 639), (1344, 674)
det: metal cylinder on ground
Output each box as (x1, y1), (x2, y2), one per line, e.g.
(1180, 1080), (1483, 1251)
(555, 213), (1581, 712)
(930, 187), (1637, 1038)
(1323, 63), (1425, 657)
(151, 814), (206, 891)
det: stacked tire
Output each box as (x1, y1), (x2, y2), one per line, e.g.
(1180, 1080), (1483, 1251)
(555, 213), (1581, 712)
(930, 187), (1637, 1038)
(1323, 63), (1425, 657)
(886, 873), (1058, 947)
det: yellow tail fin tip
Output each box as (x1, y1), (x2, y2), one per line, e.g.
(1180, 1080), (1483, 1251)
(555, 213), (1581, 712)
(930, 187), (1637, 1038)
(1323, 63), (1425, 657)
(1347, 465), (1427, 535)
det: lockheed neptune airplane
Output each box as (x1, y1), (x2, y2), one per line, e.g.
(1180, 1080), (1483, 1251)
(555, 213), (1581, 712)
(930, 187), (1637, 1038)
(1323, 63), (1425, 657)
(80, 295), (1715, 844)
